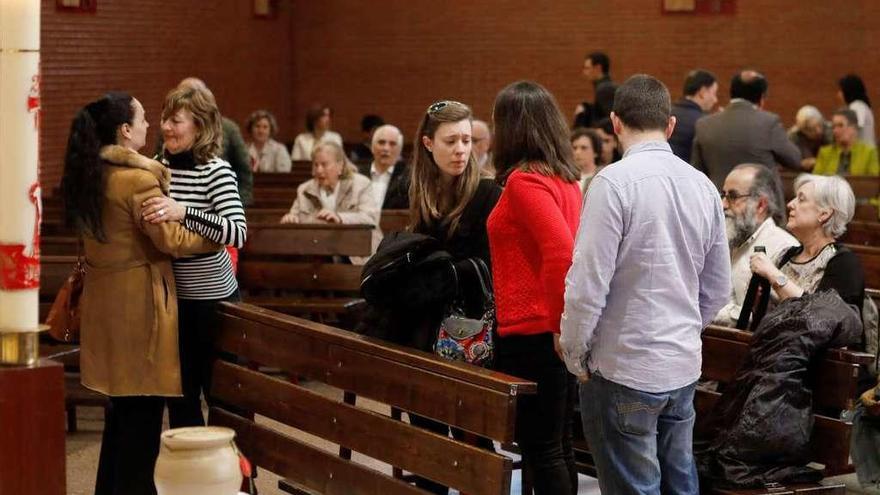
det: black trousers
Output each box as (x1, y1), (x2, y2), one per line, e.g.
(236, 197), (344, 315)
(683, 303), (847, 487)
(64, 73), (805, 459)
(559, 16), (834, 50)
(94, 396), (165, 495)
(494, 332), (577, 495)
(167, 291), (239, 428)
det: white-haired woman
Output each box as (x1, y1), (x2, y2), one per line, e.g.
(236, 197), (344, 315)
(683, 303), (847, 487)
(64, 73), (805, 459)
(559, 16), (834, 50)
(788, 105), (830, 171)
(749, 174), (864, 313)
(280, 141), (380, 263)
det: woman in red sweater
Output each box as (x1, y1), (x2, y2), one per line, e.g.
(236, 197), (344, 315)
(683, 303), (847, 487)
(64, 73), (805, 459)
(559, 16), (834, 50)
(488, 81), (583, 494)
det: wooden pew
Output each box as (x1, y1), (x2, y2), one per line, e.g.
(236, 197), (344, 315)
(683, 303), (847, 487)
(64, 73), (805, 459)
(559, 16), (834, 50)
(208, 302), (537, 495)
(247, 208), (411, 236)
(696, 325), (872, 494)
(571, 325), (871, 493)
(848, 244), (880, 289)
(842, 220), (880, 246)
(380, 209), (410, 235)
(238, 224), (373, 328)
(245, 207), (287, 224)
(41, 236), (79, 256)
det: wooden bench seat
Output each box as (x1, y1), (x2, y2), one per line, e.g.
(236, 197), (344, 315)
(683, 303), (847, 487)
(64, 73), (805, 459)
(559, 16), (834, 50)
(208, 302), (536, 495)
(694, 325), (870, 493)
(238, 224), (372, 328)
(842, 220), (880, 246)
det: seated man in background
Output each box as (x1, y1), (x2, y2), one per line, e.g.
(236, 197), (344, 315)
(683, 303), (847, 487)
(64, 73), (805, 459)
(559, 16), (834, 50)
(472, 119), (493, 175)
(788, 105), (830, 171)
(356, 124), (410, 209)
(714, 163), (798, 327)
(815, 108), (880, 176)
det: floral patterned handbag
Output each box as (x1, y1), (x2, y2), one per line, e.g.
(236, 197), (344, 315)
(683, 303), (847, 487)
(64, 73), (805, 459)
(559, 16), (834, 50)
(434, 258), (495, 366)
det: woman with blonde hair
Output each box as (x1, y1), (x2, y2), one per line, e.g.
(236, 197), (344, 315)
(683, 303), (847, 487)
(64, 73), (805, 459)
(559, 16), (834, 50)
(140, 85), (247, 428)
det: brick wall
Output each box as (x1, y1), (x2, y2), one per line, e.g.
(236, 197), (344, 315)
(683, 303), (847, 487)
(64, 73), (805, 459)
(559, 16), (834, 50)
(40, 0), (880, 191)
(288, 0), (880, 146)
(40, 0), (294, 193)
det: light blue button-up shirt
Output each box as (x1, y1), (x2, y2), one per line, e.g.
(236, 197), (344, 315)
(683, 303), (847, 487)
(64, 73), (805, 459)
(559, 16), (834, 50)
(560, 140), (730, 393)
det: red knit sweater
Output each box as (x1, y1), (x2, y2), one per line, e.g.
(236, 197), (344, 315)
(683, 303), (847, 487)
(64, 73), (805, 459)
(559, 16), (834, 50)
(488, 169), (582, 337)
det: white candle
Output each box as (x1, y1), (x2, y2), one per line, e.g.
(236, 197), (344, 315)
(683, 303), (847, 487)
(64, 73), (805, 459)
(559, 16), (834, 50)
(0, 0), (41, 337)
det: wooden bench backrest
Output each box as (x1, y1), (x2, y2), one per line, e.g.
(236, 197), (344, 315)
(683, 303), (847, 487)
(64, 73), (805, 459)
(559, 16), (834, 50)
(41, 236), (78, 256)
(238, 261), (362, 292)
(842, 221), (880, 246)
(848, 244), (880, 289)
(210, 303), (536, 495)
(380, 209), (410, 235)
(244, 209), (411, 236)
(244, 223), (373, 257)
(781, 172), (880, 199)
(701, 324), (871, 475)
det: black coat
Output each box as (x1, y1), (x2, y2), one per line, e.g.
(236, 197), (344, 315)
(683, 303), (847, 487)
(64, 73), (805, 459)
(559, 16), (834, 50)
(356, 160), (411, 209)
(696, 291), (862, 488)
(670, 99), (705, 163)
(357, 179), (502, 351)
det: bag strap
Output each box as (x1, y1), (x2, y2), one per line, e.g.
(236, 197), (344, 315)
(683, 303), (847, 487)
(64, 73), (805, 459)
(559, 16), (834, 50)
(466, 258), (493, 303)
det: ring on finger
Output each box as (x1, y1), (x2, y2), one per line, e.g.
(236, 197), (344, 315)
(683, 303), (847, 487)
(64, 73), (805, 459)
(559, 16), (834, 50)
(158, 209), (165, 217)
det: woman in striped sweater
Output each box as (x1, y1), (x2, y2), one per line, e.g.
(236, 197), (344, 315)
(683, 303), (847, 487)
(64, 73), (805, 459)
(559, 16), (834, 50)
(141, 85), (247, 427)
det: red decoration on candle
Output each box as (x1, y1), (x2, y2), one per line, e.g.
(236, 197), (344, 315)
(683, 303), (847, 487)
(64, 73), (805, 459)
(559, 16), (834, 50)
(0, 183), (42, 290)
(27, 74), (40, 131)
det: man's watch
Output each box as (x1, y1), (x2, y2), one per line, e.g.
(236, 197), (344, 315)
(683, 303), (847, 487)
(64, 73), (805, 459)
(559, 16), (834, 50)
(773, 274), (789, 289)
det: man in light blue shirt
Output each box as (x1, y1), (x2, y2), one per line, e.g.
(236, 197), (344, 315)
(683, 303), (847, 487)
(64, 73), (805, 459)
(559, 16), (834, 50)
(559, 74), (730, 494)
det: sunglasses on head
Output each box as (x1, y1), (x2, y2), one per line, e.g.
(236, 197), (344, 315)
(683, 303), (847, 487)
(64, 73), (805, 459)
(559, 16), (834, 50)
(427, 100), (464, 115)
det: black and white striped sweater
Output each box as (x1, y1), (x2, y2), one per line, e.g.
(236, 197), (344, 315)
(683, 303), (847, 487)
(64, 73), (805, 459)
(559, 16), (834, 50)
(162, 151), (247, 300)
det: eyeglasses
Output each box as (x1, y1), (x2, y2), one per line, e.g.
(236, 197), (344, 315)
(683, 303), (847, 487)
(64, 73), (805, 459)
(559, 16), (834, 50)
(427, 100), (463, 115)
(719, 190), (755, 202)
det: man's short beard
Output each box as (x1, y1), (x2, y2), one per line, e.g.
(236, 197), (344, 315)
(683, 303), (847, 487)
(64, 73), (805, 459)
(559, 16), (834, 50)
(726, 201), (759, 250)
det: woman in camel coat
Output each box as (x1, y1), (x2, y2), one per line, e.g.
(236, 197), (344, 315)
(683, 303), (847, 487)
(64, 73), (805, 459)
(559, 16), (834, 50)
(62, 92), (220, 495)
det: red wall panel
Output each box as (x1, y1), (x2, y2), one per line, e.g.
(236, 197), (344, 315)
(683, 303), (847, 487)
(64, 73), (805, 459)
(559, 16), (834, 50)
(40, 0), (294, 193)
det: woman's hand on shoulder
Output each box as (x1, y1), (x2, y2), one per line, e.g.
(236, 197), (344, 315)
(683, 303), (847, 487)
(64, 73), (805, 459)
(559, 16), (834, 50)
(142, 196), (185, 224)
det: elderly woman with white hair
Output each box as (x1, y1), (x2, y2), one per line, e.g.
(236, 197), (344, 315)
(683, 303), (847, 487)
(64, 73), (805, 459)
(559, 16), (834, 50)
(788, 105), (831, 171)
(749, 173), (865, 313)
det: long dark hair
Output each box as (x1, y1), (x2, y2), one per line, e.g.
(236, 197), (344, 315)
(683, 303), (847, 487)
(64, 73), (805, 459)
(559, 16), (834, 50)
(61, 92), (134, 241)
(839, 74), (871, 108)
(492, 81), (580, 184)
(409, 100), (481, 236)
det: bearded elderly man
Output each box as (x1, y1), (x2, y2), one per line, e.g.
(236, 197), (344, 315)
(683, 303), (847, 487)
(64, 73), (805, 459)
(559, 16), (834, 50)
(713, 163), (798, 327)
(357, 124), (410, 209)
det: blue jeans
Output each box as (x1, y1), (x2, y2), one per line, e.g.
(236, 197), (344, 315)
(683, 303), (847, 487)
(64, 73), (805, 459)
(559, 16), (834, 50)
(580, 373), (698, 495)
